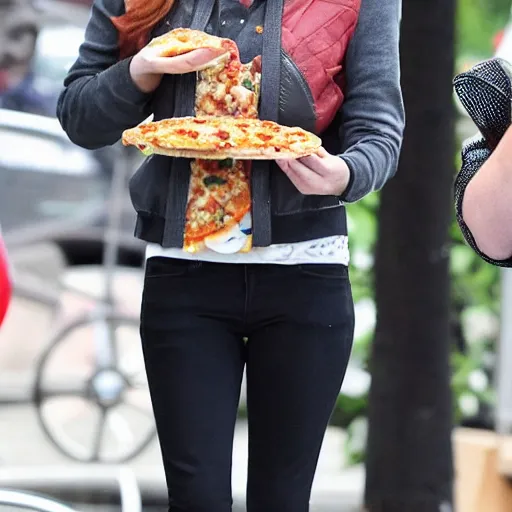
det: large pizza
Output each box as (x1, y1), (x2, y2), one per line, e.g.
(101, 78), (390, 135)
(122, 117), (322, 159)
(125, 28), (319, 253)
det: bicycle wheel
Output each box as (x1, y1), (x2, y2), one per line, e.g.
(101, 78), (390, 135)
(33, 313), (156, 463)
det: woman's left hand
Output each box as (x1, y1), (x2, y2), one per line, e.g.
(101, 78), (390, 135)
(276, 147), (351, 196)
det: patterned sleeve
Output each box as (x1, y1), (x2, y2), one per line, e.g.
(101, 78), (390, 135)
(454, 133), (512, 267)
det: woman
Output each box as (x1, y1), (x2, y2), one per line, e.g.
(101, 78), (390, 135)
(57, 0), (404, 510)
(454, 57), (512, 265)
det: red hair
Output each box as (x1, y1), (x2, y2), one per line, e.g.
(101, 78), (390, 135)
(111, 0), (175, 59)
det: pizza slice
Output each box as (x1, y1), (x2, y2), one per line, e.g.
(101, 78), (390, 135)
(122, 117), (322, 160)
(200, 159), (251, 223)
(185, 51), (259, 254)
(184, 171), (224, 244)
(183, 159), (251, 249)
(147, 28), (232, 69)
(195, 51), (261, 118)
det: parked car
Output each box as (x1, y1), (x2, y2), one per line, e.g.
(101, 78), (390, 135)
(0, 107), (144, 267)
(30, 16), (86, 116)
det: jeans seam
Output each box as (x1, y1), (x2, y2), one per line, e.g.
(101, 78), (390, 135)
(243, 265), (249, 332)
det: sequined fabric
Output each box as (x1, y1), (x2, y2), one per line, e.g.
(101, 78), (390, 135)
(453, 57), (512, 266)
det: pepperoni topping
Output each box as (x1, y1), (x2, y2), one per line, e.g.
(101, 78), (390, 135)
(175, 128), (199, 139)
(215, 130), (230, 140)
(256, 132), (273, 142)
(140, 124), (157, 134)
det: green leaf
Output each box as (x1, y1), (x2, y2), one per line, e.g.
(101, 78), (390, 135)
(203, 175), (227, 187)
(218, 158), (234, 169)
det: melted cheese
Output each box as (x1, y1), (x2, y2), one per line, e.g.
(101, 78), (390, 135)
(183, 43), (263, 251)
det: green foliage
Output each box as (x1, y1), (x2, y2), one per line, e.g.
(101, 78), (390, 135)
(333, 0), (509, 469)
(338, 189), (500, 465)
(457, 0), (509, 58)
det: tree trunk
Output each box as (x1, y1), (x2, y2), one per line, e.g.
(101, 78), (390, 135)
(364, 0), (456, 510)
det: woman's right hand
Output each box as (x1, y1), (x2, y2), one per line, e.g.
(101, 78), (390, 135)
(130, 46), (226, 94)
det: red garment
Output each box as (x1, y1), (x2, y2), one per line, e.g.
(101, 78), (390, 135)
(0, 232), (12, 327)
(282, 0), (361, 132)
(494, 29), (505, 51)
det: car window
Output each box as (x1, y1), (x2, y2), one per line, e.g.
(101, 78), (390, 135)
(0, 129), (95, 175)
(32, 23), (85, 97)
(0, 124), (106, 233)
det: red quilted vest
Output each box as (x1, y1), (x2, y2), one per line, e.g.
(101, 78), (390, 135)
(282, 0), (361, 132)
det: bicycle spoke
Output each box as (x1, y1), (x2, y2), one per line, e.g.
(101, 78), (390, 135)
(38, 385), (88, 400)
(91, 407), (109, 461)
(93, 319), (119, 369)
(122, 400), (154, 420)
(125, 371), (147, 389)
(108, 322), (120, 363)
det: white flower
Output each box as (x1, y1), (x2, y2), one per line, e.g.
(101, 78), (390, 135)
(468, 369), (488, 393)
(462, 306), (499, 344)
(341, 365), (371, 397)
(351, 250), (373, 271)
(348, 416), (368, 454)
(354, 298), (376, 339)
(459, 392), (479, 417)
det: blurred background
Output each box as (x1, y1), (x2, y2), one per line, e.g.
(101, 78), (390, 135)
(0, 0), (511, 511)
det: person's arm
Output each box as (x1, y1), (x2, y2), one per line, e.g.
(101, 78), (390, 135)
(455, 128), (512, 265)
(57, 0), (154, 150)
(338, 0), (405, 202)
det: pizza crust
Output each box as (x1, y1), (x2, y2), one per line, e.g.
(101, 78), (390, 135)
(148, 28), (225, 54)
(132, 145), (320, 160)
(145, 28), (233, 71)
(122, 117), (322, 160)
(192, 52), (231, 71)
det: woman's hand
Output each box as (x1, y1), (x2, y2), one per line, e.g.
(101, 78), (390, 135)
(130, 46), (226, 94)
(276, 147), (351, 196)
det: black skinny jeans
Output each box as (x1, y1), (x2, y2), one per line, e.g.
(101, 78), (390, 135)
(140, 257), (355, 512)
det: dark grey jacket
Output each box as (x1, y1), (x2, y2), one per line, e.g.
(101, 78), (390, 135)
(57, 0), (405, 248)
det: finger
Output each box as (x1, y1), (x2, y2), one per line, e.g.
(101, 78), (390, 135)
(292, 147), (329, 171)
(295, 154), (327, 175)
(275, 159), (293, 171)
(276, 158), (309, 175)
(152, 49), (226, 73)
(277, 155), (328, 181)
(281, 163), (328, 195)
(151, 48), (228, 74)
(316, 146), (329, 158)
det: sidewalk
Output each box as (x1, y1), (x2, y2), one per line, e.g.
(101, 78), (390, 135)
(0, 405), (364, 510)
